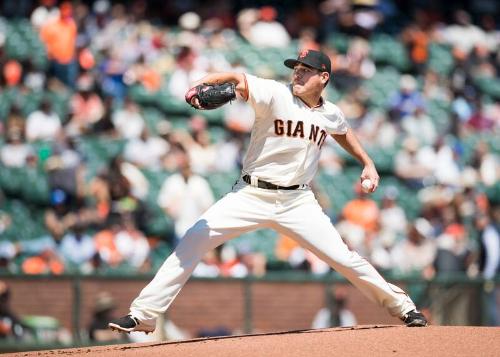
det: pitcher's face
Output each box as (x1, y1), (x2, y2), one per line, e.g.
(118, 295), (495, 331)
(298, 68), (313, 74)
(291, 64), (329, 97)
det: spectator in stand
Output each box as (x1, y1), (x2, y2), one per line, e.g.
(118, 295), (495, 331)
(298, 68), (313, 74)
(476, 211), (500, 326)
(192, 249), (221, 278)
(236, 8), (259, 43)
(394, 137), (434, 189)
(275, 233), (330, 274)
(176, 12), (206, 51)
(25, 100), (62, 142)
(1, 123), (34, 168)
(379, 186), (407, 238)
(422, 70), (451, 103)
(123, 55), (162, 93)
(390, 218), (437, 276)
(31, 0), (60, 30)
(21, 248), (65, 275)
(431, 222), (477, 325)
(157, 149), (214, 243)
(39, 2), (78, 88)
(66, 74), (105, 136)
(45, 133), (86, 204)
(430, 138), (462, 187)
(3, 60), (23, 87)
(451, 89), (475, 124)
(247, 6), (291, 48)
(22, 59), (47, 91)
(297, 27), (320, 52)
(332, 38), (375, 93)
(81, 0), (112, 47)
(112, 97), (145, 140)
(58, 224), (96, 273)
(388, 74), (425, 121)
(44, 189), (78, 241)
(469, 141), (498, 187)
(102, 158), (147, 228)
(218, 245), (248, 278)
(167, 47), (207, 102)
(434, 223), (474, 275)
(93, 214), (124, 269)
(441, 10), (487, 55)
(402, 13), (430, 75)
(476, 212), (499, 281)
(467, 98), (495, 132)
(0, 281), (26, 340)
(401, 107), (437, 146)
(91, 96), (116, 136)
(108, 155), (149, 202)
(115, 215), (151, 272)
(342, 182), (380, 234)
(213, 131), (245, 173)
(181, 116), (217, 175)
(98, 48), (128, 101)
(123, 127), (169, 170)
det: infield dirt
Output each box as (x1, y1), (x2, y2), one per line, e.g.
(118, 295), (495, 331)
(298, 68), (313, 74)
(5, 325), (500, 357)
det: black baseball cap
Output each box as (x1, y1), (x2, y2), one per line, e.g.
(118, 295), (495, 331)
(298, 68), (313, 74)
(284, 49), (331, 74)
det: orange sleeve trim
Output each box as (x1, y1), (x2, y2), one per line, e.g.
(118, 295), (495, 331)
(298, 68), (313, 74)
(242, 74), (249, 102)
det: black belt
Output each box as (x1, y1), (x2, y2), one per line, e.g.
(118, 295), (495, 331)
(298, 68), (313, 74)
(242, 175), (300, 190)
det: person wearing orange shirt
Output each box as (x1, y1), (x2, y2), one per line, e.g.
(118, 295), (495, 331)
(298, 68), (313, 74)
(342, 182), (380, 233)
(39, 2), (77, 88)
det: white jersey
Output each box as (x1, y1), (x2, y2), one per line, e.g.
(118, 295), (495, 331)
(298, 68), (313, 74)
(242, 74), (349, 186)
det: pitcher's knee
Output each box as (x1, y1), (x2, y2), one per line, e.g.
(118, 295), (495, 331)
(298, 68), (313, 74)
(176, 220), (212, 254)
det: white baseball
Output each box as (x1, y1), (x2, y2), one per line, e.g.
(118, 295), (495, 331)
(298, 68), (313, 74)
(361, 179), (372, 193)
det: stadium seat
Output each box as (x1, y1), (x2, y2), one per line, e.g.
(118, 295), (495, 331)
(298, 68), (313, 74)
(428, 43), (454, 76)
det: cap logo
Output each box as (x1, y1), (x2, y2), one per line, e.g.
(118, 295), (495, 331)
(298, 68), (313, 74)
(299, 50), (309, 59)
(321, 64), (326, 70)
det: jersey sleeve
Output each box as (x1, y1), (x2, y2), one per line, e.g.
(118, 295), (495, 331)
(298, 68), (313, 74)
(245, 74), (284, 117)
(326, 104), (349, 135)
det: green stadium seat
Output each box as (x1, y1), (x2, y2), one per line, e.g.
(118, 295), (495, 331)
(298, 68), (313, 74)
(227, 228), (279, 262)
(428, 43), (454, 76)
(20, 167), (50, 205)
(205, 170), (240, 199)
(327, 33), (350, 54)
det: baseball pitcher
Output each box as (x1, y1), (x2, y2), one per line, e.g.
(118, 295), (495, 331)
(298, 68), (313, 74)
(109, 49), (427, 334)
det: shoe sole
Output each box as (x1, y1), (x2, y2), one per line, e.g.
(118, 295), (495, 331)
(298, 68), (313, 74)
(406, 319), (428, 327)
(108, 322), (155, 334)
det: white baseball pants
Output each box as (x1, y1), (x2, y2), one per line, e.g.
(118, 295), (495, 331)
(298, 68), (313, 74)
(130, 180), (416, 325)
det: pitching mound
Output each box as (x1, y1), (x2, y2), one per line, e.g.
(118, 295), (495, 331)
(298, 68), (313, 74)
(6, 325), (500, 357)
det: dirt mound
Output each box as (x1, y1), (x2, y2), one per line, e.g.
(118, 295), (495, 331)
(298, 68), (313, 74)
(7, 325), (500, 357)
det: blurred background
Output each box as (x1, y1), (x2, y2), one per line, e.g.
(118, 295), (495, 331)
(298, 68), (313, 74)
(0, 0), (498, 352)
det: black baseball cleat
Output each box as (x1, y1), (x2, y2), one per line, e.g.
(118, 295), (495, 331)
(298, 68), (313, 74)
(401, 309), (428, 327)
(108, 315), (155, 334)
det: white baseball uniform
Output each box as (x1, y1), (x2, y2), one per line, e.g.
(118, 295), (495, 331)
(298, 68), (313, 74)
(129, 74), (416, 325)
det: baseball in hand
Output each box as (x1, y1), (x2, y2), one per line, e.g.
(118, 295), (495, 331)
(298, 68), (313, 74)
(361, 179), (373, 193)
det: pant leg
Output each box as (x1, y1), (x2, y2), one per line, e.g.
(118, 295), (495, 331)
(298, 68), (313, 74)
(130, 184), (273, 323)
(275, 189), (416, 317)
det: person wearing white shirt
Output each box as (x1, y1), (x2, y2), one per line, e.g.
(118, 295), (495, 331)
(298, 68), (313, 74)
(157, 151), (214, 241)
(112, 98), (145, 139)
(26, 101), (62, 142)
(123, 128), (169, 169)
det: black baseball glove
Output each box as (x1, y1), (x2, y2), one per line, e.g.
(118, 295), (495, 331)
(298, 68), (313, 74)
(185, 82), (236, 110)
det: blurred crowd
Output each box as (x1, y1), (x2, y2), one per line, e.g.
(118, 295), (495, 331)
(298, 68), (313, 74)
(0, 0), (497, 290)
